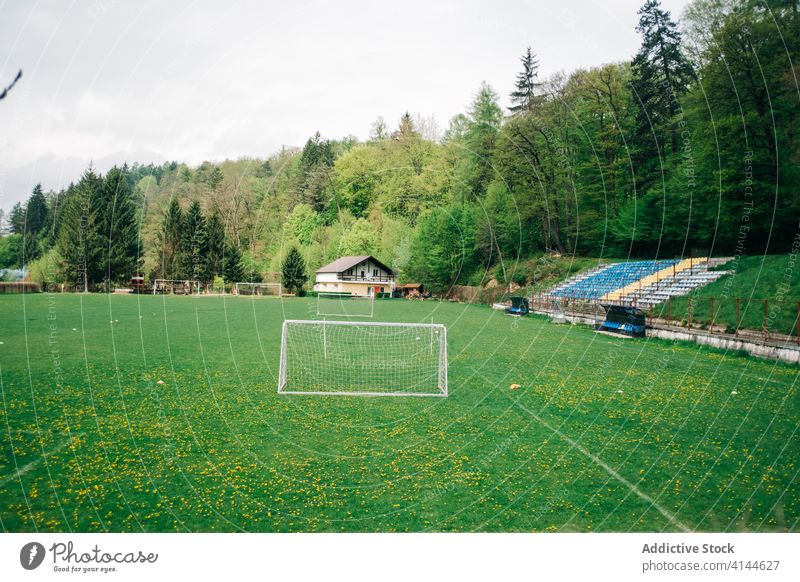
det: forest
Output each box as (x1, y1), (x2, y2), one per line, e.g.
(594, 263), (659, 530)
(1, 0), (798, 293)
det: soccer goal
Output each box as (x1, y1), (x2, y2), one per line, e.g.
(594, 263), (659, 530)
(278, 320), (448, 397)
(316, 293), (374, 318)
(152, 279), (202, 295)
(235, 282), (281, 297)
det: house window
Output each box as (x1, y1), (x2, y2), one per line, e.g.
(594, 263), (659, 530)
(373, 269), (378, 277)
(361, 270), (365, 278)
(380, 287), (384, 292)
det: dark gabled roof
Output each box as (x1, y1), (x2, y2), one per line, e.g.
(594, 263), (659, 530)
(316, 255), (394, 275)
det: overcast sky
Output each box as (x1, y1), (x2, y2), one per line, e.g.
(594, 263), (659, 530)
(0, 0), (690, 209)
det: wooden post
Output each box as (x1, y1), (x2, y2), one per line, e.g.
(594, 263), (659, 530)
(648, 304), (653, 328)
(710, 297), (714, 334)
(667, 297), (671, 328)
(688, 296), (692, 330)
(735, 298), (740, 337)
(764, 299), (769, 341)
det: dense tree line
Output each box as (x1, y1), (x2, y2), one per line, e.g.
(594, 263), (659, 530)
(1, 0), (797, 294)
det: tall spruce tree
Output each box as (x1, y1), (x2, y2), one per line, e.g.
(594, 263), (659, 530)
(181, 200), (207, 282)
(630, 0), (694, 194)
(25, 184), (49, 234)
(281, 247), (307, 295)
(158, 198), (184, 280)
(21, 232), (41, 264)
(454, 83), (503, 200)
(100, 167), (139, 286)
(509, 46), (542, 114)
(8, 202), (25, 234)
(205, 207), (225, 279)
(57, 168), (103, 291)
(222, 241), (244, 284)
(393, 112), (419, 140)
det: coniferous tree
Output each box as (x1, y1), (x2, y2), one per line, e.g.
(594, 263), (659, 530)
(509, 46), (542, 114)
(630, 0), (694, 194)
(454, 83), (503, 200)
(205, 207), (225, 279)
(8, 202), (25, 234)
(25, 184), (49, 234)
(100, 167), (139, 286)
(281, 246), (307, 295)
(21, 232), (41, 264)
(393, 112), (419, 140)
(297, 132), (335, 212)
(57, 168), (103, 291)
(181, 200), (207, 281)
(158, 198), (184, 280)
(205, 166), (224, 192)
(43, 187), (68, 248)
(221, 241), (244, 284)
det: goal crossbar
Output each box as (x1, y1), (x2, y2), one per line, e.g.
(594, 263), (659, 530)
(152, 279), (201, 295)
(278, 320), (448, 397)
(316, 293), (374, 318)
(235, 282), (282, 296)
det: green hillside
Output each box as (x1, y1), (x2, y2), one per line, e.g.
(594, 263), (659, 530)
(663, 256), (799, 336)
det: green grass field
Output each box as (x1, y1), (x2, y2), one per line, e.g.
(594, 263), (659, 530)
(0, 294), (798, 532)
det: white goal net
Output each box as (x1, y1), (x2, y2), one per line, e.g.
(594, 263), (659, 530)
(316, 293), (374, 318)
(235, 282), (281, 297)
(278, 320), (448, 397)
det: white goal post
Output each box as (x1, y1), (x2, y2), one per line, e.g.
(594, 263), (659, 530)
(316, 293), (374, 318)
(152, 279), (202, 295)
(278, 320), (448, 397)
(235, 282), (282, 297)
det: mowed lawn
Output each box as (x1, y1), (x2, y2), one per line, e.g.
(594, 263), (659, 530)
(0, 293), (797, 532)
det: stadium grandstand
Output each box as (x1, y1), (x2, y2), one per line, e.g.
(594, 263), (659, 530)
(549, 258), (732, 306)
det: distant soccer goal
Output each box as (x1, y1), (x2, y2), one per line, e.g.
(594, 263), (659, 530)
(235, 282), (281, 297)
(316, 293), (374, 318)
(278, 320), (448, 397)
(153, 279), (202, 295)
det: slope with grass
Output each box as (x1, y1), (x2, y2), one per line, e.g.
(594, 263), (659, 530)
(662, 255), (799, 336)
(0, 294), (797, 532)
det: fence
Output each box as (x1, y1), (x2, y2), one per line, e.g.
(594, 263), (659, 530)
(0, 282), (41, 294)
(530, 292), (800, 344)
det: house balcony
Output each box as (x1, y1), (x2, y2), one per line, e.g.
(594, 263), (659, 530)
(337, 275), (395, 283)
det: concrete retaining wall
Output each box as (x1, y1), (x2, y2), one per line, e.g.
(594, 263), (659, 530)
(647, 328), (799, 364)
(534, 308), (799, 365)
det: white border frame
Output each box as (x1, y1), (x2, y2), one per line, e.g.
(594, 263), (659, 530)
(278, 319), (448, 397)
(316, 293), (375, 318)
(235, 282), (282, 296)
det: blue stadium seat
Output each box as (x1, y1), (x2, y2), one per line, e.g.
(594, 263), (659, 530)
(550, 260), (679, 301)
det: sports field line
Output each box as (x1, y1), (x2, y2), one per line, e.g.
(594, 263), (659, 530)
(0, 435), (79, 489)
(521, 404), (692, 532)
